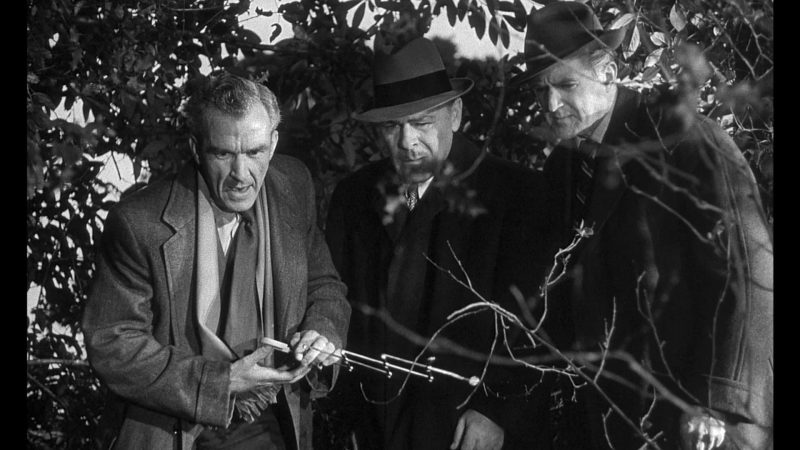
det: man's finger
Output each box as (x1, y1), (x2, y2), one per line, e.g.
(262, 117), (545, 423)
(450, 416), (465, 450)
(246, 345), (274, 364)
(321, 346), (342, 366)
(293, 331), (320, 361)
(301, 338), (335, 366)
(300, 338), (326, 366)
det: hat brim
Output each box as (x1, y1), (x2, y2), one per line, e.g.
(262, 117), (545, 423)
(355, 78), (474, 123)
(510, 28), (627, 88)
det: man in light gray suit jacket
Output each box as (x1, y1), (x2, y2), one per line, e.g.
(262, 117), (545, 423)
(82, 72), (350, 450)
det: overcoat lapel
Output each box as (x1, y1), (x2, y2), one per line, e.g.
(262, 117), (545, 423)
(265, 165), (305, 341)
(582, 88), (643, 237)
(161, 166), (199, 349)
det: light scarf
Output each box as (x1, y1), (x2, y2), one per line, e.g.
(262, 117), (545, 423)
(195, 172), (274, 362)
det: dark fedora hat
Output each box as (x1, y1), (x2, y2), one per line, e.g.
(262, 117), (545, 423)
(355, 37), (474, 122)
(512, 2), (628, 86)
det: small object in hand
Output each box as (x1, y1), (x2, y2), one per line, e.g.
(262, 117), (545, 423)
(261, 338), (290, 353)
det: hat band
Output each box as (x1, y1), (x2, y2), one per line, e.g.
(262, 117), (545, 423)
(374, 70), (453, 108)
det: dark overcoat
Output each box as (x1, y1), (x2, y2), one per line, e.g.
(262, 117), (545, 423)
(325, 134), (561, 449)
(82, 155), (350, 450)
(543, 87), (773, 449)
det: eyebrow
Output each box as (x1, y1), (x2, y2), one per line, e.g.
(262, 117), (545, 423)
(205, 144), (270, 154)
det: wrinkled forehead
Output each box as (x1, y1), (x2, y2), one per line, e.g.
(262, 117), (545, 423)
(382, 101), (454, 125)
(531, 56), (596, 86)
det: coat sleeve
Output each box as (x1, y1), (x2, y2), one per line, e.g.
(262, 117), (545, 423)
(673, 118), (773, 430)
(296, 166), (351, 393)
(82, 206), (232, 427)
(462, 166), (561, 446)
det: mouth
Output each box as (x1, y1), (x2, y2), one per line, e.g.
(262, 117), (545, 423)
(549, 114), (573, 122)
(225, 185), (253, 195)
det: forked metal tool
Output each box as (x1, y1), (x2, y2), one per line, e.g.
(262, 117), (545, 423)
(261, 337), (480, 386)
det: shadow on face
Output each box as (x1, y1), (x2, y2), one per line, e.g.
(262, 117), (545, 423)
(378, 99), (463, 185)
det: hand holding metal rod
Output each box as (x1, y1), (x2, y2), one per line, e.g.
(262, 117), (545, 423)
(261, 338), (480, 387)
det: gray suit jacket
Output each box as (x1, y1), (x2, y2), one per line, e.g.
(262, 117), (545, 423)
(82, 154), (350, 449)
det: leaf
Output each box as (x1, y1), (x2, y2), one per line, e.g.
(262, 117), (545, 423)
(488, 16), (498, 44)
(500, 20), (510, 48)
(55, 143), (82, 167)
(644, 48), (664, 67)
(457, 0), (468, 21)
(623, 25), (640, 59)
(498, 0), (514, 12)
(650, 31), (668, 47)
(446, 0), (456, 26)
(468, 9), (486, 39)
(669, 3), (687, 32)
(641, 65), (660, 82)
(513, 0), (525, 25)
(238, 29), (261, 44)
(610, 13), (635, 30)
(377, 1), (405, 12)
(255, 7), (273, 17)
(270, 24), (282, 42)
(353, 2), (366, 29)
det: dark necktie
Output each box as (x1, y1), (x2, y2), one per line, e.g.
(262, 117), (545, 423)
(406, 185), (419, 211)
(573, 140), (599, 227)
(222, 208), (261, 357)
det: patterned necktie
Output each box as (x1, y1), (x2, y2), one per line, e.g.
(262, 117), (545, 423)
(573, 139), (599, 227)
(406, 185), (419, 211)
(222, 208), (261, 357)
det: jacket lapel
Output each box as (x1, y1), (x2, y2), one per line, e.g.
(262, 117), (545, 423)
(265, 164), (305, 341)
(161, 165), (199, 349)
(583, 88), (643, 236)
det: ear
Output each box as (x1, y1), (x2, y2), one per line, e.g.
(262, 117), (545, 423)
(450, 98), (463, 132)
(602, 61), (618, 86)
(268, 129), (279, 159)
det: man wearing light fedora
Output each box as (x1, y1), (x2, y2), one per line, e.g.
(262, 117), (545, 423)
(325, 37), (561, 449)
(515, 2), (772, 449)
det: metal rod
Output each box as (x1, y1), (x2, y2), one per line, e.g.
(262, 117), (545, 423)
(260, 338), (480, 386)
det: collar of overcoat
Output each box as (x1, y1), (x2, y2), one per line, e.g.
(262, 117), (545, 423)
(579, 86), (644, 237)
(159, 160), (307, 350)
(369, 133), (485, 243)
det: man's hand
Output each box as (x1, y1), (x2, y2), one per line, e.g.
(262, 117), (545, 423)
(680, 411), (727, 450)
(450, 409), (504, 450)
(289, 330), (341, 368)
(229, 345), (310, 394)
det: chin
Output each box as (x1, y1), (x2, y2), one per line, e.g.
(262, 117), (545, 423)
(220, 198), (257, 213)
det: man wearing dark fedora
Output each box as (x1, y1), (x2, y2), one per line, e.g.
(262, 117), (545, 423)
(325, 37), (559, 449)
(515, 2), (772, 449)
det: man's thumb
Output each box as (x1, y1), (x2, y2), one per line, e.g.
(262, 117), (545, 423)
(245, 345), (274, 363)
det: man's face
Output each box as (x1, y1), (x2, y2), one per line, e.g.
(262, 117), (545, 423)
(531, 56), (616, 141)
(378, 99), (462, 185)
(196, 103), (278, 213)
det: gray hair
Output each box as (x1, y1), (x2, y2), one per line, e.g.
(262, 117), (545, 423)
(185, 72), (281, 143)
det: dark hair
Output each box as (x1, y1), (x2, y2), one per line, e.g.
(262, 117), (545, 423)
(184, 72), (281, 143)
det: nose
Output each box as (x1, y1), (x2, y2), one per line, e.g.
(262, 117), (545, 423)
(230, 153), (247, 179)
(398, 123), (418, 151)
(542, 88), (562, 113)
